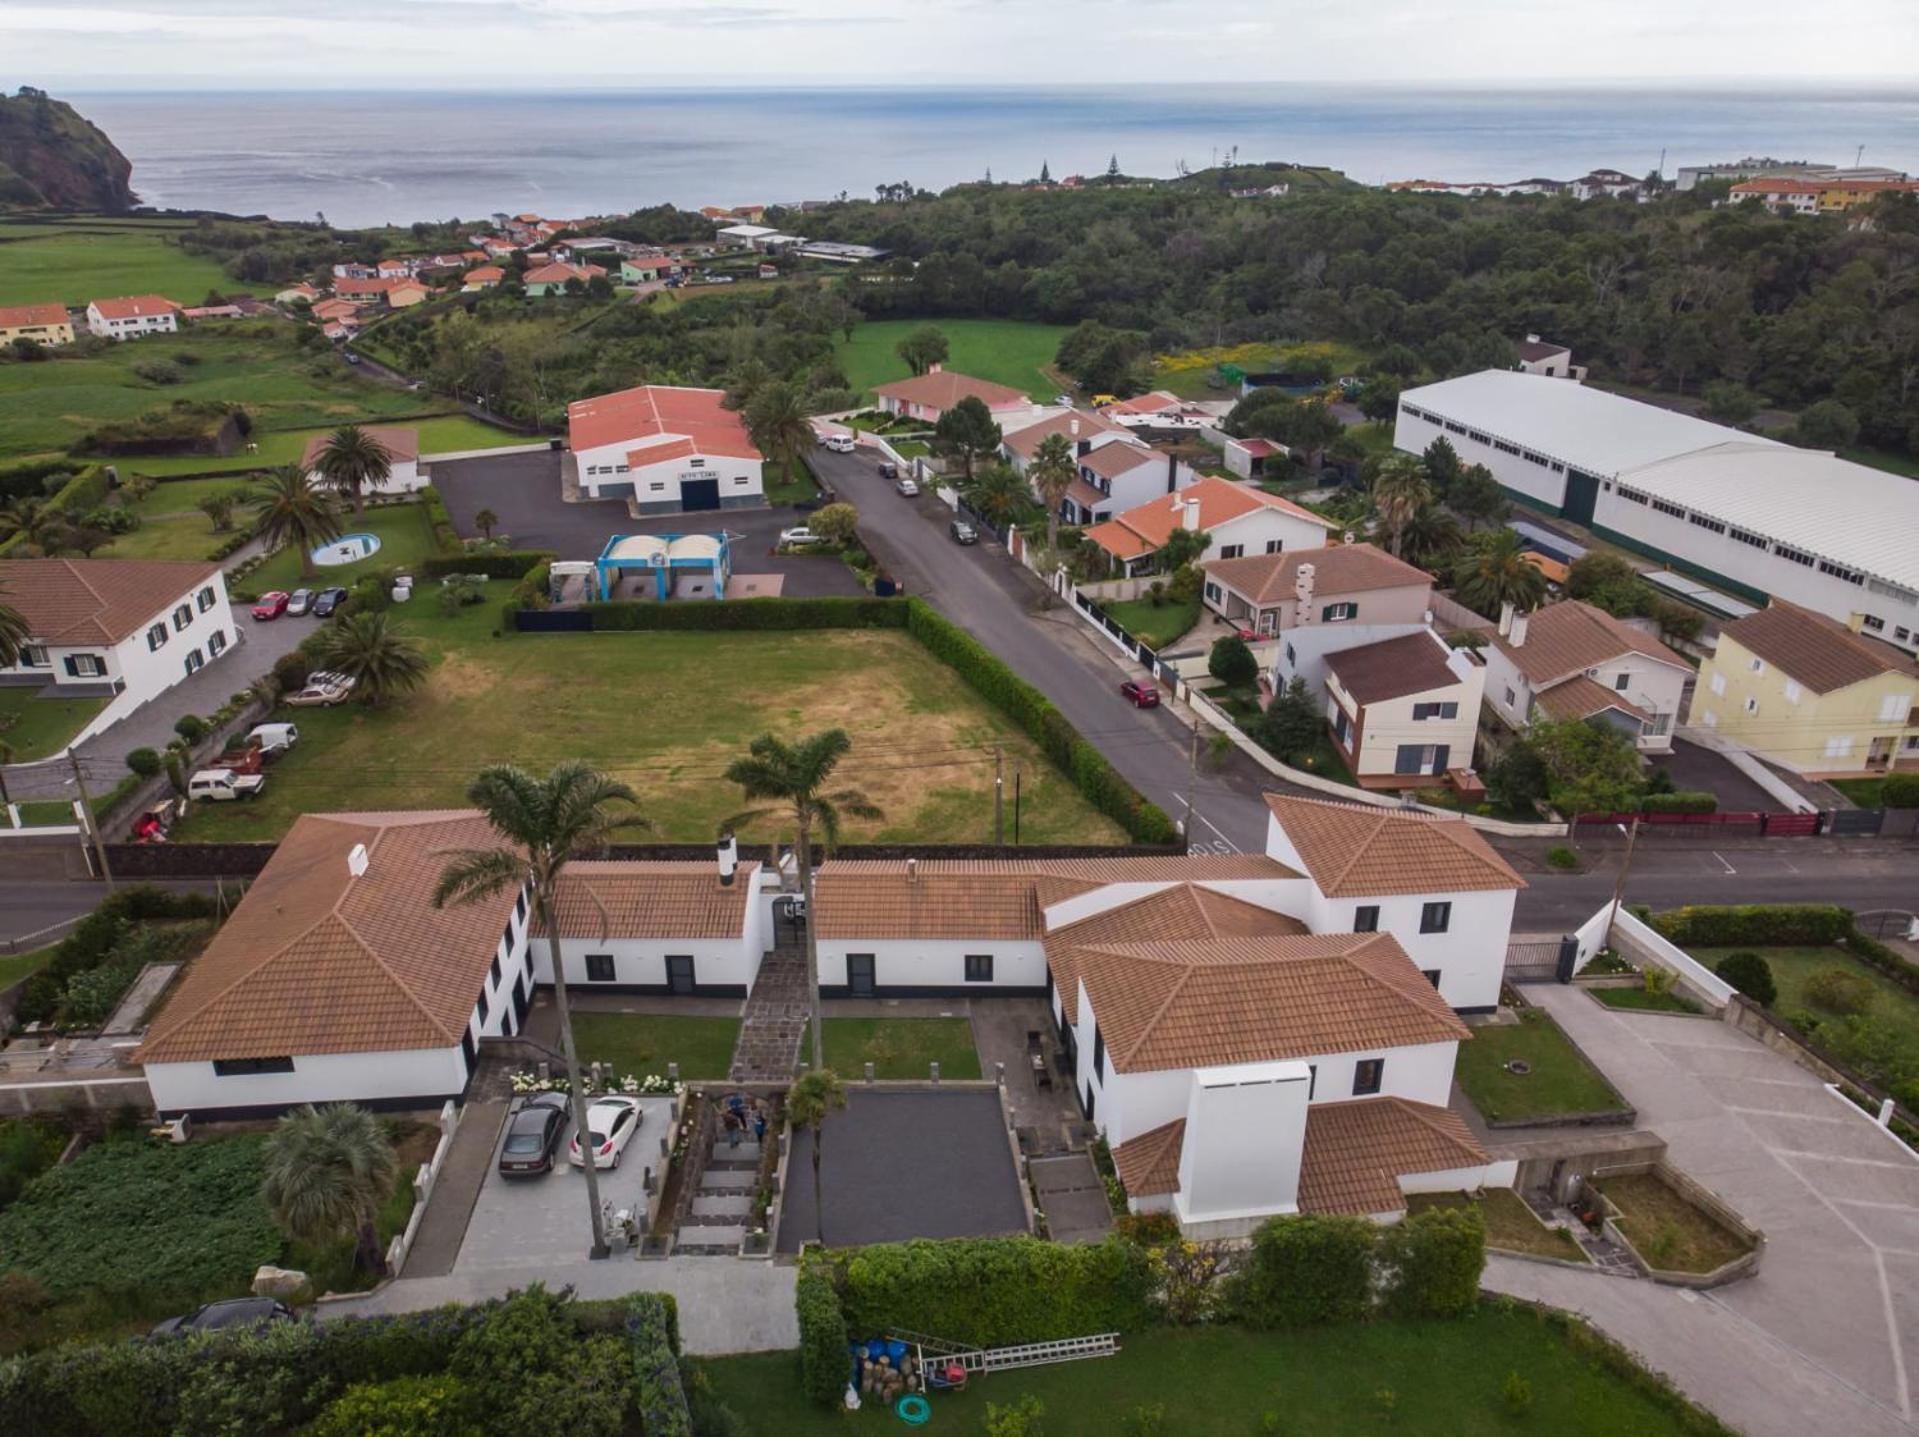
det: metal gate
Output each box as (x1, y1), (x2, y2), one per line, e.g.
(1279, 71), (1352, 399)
(1505, 935), (1577, 984)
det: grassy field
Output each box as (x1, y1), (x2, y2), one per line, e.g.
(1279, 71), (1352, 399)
(799, 1018), (982, 1080)
(0, 947), (55, 994)
(236, 499), (442, 595)
(1827, 777), (1887, 807)
(698, 1311), (1721, 1436)
(114, 413), (530, 480)
(1597, 1172), (1753, 1274)
(175, 592), (1123, 846)
(0, 221), (273, 307)
(568, 1013), (740, 1081)
(1407, 1189), (1588, 1264)
(1456, 1010), (1629, 1124)
(1102, 596), (1201, 650)
(0, 687), (107, 762)
(836, 319), (1068, 402)
(1694, 945), (1919, 1043)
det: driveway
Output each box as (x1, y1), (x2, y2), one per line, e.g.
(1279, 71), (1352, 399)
(1649, 736), (1788, 813)
(1483, 983), (1919, 1437)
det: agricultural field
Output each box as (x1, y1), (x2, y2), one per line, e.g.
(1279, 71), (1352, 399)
(835, 318), (1068, 402)
(114, 412), (530, 480)
(0, 218), (273, 307)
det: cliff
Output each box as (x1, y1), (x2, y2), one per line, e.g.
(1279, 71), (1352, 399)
(0, 87), (135, 212)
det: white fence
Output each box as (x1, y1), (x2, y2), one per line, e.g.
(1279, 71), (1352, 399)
(386, 1099), (463, 1275)
(420, 441), (554, 464)
(1597, 907), (1738, 1007)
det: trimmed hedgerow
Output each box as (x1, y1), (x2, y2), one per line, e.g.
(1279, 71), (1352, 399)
(1229, 1214), (1378, 1329)
(1378, 1205), (1485, 1319)
(626, 1293), (690, 1437)
(419, 550), (553, 580)
(1639, 791), (1716, 815)
(795, 1265), (850, 1410)
(1652, 904), (1851, 949)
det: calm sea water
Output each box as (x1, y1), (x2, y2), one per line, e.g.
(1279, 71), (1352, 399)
(68, 85), (1919, 229)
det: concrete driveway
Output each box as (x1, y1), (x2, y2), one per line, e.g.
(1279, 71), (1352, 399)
(1649, 737), (1788, 813)
(1485, 983), (1919, 1437)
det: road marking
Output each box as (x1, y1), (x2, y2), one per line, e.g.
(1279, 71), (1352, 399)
(1707, 850), (1737, 874)
(1176, 797), (1243, 855)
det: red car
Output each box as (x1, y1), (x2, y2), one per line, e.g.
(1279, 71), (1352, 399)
(1119, 679), (1160, 708)
(251, 591), (290, 620)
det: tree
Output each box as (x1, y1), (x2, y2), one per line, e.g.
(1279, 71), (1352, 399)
(260, 1103), (398, 1277)
(1795, 399), (1860, 449)
(434, 761), (645, 1258)
(1155, 524), (1211, 574)
(1056, 322), (1149, 395)
(1038, 160), (1052, 185)
(1526, 719), (1645, 817)
(809, 501), (860, 547)
(1484, 741), (1550, 813)
(1398, 502), (1464, 572)
(1448, 465), (1510, 532)
(963, 462), (1029, 528)
(310, 425), (394, 515)
(474, 507), (499, 541)
(1452, 529), (1547, 617)
(934, 397), (1003, 481)
(1208, 635), (1258, 688)
(1258, 676), (1322, 761)
(1421, 436), (1461, 494)
(787, 1068), (846, 1248)
(1716, 952), (1778, 1006)
(0, 581), (26, 669)
(1703, 381), (1760, 425)
(895, 324), (949, 377)
(309, 611), (429, 707)
(251, 464), (343, 581)
(1029, 432), (1077, 550)
(197, 490), (239, 533)
(744, 379), (814, 488)
(724, 730), (880, 1073)
(1356, 378), (1401, 425)
(1277, 401), (1343, 474)
(1107, 154), (1121, 179)
(1369, 454), (1432, 558)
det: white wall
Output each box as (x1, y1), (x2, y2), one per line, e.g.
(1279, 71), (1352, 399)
(1393, 404), (1571, 511)
(1326, 656), (1484, 781)
(1210, 509), (1331, 564)
(1272, 621), (1429, 694)
(816, 938), (1047, 993)
(1483, 641), (1685, 749)
(86, 306), (178, 341)
(1175, 1063), (1311, 1230)
(542, 936), (757, 993)
(147, 1045), (469, 1115)
(574, 439), (760, 504)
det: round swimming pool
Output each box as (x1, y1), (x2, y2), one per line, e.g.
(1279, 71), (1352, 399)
(311, 532), (382, 567)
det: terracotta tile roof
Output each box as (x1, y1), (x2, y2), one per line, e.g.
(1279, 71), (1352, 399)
(0, 558), (220, 645)
(0, 302), (70, 329)
(1087, 476), (1332, 561)
(1324, 631), (1463, 706)
(524, 262), (605, 285)
(1262, 792), (1525, 897)
(1718, 599), (1919, 694)
(1113, 1119), (1185, 1196)
(1201, 543), (1431, 606)
(1002, 409), (1126, 459)
(1490, 600), (1686, 687)
(1297, 1098), (1486, 1215)
(872, 369), (1029, 412)
(335, 276), (396, 297)
(1065, 478), (1109, 511)
(312, 299), (362, 320)
(1080, 442), (1161, 480)
(568, 384), (761, 462)
(89, 294), (179, 321)
(1532, 672), (1649, 723)
(464, 266), (504, 283)
(1103, 391), (1182, 416)
(136, 812), (521, 1064)
(299, 426), (419, 470)
(1063, 932), (1470, 1073)
(549, 861), (759, 939)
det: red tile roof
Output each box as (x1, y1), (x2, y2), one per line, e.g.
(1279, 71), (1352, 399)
(524, 262), (605, 286)
(550, 861), (761, 939)
(873, 369), (1029, 413)
(1086, 476), (1332, 561)
(0, 302), (70, 329)
(1490, 600), (1686, 688)
(0, 558), (220, 645)
(1324, 631), (1464, 705)
(1001, 408), (1127, 459)
(1717, 599), (1919, 694)
(568, 384), (761, 463)
(1263, 792), (1524, 897)
(1202, 543), (1431, 606)
(1113, 1119), (1185, 1196)
(89, 294), (178, 321)
(1297, 1098), (1487, 1215)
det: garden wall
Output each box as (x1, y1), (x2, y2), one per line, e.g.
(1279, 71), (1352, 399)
(1608, 909), (1736, 1007)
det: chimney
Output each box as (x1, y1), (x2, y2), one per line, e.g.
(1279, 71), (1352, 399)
(905, 857), (918, 883)
(1510, 609), (1531, 647)
(716, 832), (738, 887)
(347, 843), (369, 878)
(1069, 417), (1080, 438)
(1525, 332), (1541, 344)
(1498, 600), (1516, 637)
(1180, 497), (1200, 531)
(1294, 562), (1315, 622)
(1846, 611), (1868, 634)
(927, 362), (942, 374)
(1166, 452), (1178, 494)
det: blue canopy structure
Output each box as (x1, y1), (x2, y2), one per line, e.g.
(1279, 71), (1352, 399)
(595, 532), (731, 601)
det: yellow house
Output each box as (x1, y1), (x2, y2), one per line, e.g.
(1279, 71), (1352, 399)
(1689, 601), (1919, 777)
(0, 301), (75, 347)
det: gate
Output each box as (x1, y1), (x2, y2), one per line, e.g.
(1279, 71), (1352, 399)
(1857, 910), (1919, 940)
(1827, 808), (1885, 837)
(1505, 934), (1578, 985)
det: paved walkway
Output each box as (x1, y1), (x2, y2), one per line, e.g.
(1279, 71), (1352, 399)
(1483, 983), (1919, 1437)
(729, 945), (806, 1082)
(400, 1100), (507, 1279)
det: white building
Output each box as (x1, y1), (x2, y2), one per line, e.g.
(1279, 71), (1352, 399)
(872, 368), (1031, 427)
(541, 855), (776, 996)
(301, 426), (424, 496)
(85, 294), (180, 340)
(1394, 370), (1919, 651)
(567, 384), (765, 511)
(1481, 599), (1690, 752)
(0, 558), (236, 746)
(1086, 476), (1334, 576)
(1068, 440), (1197, 526)
(1514, 335), (1583, 381)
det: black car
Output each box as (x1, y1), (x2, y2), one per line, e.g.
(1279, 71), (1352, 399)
(310, 586), (349, 617)
(150, 1297), (295, 1340)
(877, 461), (898, 480)
(498, 1092), (570, 1177)
(950, 519), (979, 545)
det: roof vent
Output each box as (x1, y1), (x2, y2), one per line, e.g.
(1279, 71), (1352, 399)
(347, 843), (369, 878)
(906, 857), (919, 883)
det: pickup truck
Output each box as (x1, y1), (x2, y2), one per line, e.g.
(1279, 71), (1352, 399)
(188, 769), (266, 802)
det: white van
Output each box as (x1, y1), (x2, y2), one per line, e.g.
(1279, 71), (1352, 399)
(188, 769), (266, 802)
(247, 723), (299, 757)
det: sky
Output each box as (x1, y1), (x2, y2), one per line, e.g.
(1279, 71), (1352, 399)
(4, 0), (1919, 87)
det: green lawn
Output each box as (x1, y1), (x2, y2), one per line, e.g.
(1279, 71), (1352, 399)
(568, 1012), (740, 1081)
(113, 413), (534, 481)
(799, 1018), (981, 1080)
(1101, 597), (1201, 650)
(0, 687), (108, 762)
(836, 319), (1068, 402)
(174, 593), (1123, 846)
(1406, 1189), (1588, 1264)
(1693, 945), (1919, 1044)
(0, 223), (274, 307)
(1827, 777), (1886, 807)
(1843, 446), (1919, 481)
(1597, 1172), (1753, 1275)
(1455, 1010), (1629, 1124)
(0, 947), (56, 994)
(762, 458), (820, 508)
(1591, 986), (1702, 1015)
(698, 1312), (1723, 1436)
(235, 499), (442, 595)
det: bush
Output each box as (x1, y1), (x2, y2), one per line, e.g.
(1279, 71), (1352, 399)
(0, 1121), (64, 1211)
(420, 550), (553, 580)
(1377, 1204), (1484, 1318)
(584, 597), (905, 631)
(124, 748), (162, 778)
(270, 652), (310, 692)
(810, 502), (861, 547)
(1652, 904), (1851, 949)
(448, 1284), (627, 1437)
(307, 1375), (480, 1437)
(1639, 791), (1716, 815)
(1502, 1369), (1534, 1416)
(172, 714), (209, 745)
(1546, 845), (1578, 870)
(1883, 773), (1919, 809)
(1715, 952), (1778, 1006)
(1207, 635), (1258, 688)
(1231, 1215), (1377, 1328)
(627, 1293), (690, 1437)
(1805, 967), (1876, 1016)
(794, 1267), (849, 1409)
(984, 1394), (1047, 1437)
(132, 359), (184, 386)
(12, 886), (217, 1028)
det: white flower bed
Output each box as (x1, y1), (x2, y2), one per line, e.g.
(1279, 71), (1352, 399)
(510, 1068), (682, 1097)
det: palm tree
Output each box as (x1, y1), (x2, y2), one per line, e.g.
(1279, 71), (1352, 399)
(433, 761), (646, 1260)
(1369, 454), (1432, 559)
(1029, 432), (1077, 549)
(309, 612), (428, 707)
(1453, 529), (1548, 618)
(0, 581), (27, 670)
(260, 1103), (398, 1277)
(1397, 503), (1464, 573)
(474, 507), (499, 542)
(723, 730), (881, 1073)
(311, 425), (394, 514)
(744, 380), (815, 489)
(962, 463), (1029, 530)
(251, 464), (343, 581)
(787, 1068), (846, 1249)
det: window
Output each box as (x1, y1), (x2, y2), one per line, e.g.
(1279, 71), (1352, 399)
(1651, 498), (1686, 519)
(688, 458), (706, 469)
(1353, 905), (1380, 932)
(182, 649), (204, 676)
(1616, 485), (1650, 505)
(1219, 544), (1244, 560)
(1614, 673), (1631, 691)
(964, 954), (994, 983)
(1784, 679), (1801, 704)
(585, 953), (616, 982)
(207, 630), (226, 657)
(214, 1056), (295, 1076)
(1729, 527), (1769, 549)
(515, 891), (528, 924)
(65, 654), (105, 678)
(146, 623), (167, 651)
(1748, 657), (1765, 674)
(733, 475), (749, 485)
(1880, 693), (1913, 723)
(1412, 702), (1459, 721)
(1467, 430), (1490, 444)
(1502, 686), (1516, 707)
(1307, 1064), (1317, 1099)
(1493, 439), (1520, 456)
(19, 644), (47, 668)
(1420, 901), (1452, 934)
(1863, 614), (1885, 631)
(1774, 544), (1816, 568)
(1422, 969), (1442, 988)
(1824, 735), (1854, 759)
(1092, 1025), (1106, 1080)
(1322, 601), (1357, 622)
(1352, 1059), (1384, 1096)
(1744, 697), (1760, 714)
(1445, 421), (1467, 435)
(1688, 513), (1726, 534)
(1818, 559), (1864, 584)
(489, 954), (502, 988)
(1284, 642), (1297, 666)
(1203, 582), (1221, 603)
(1264, 539), (1284, 554)
(1709, 672), (1726, 696)
(648, 481), (665, 492)
(475, 991), (491, 1027)
(172, 604), (192, 632)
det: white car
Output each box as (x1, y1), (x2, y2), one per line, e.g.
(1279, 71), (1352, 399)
(568, 1097), (643, 1169)
(283, 679), (350, 708)
(778, 527), (824, 546)
(822, 433), (856, 453)
(188, 769), (265, 802)
(1055, 393), (1075, 407)
(247, 722), (299, 756)
(895, 477), (920, 497)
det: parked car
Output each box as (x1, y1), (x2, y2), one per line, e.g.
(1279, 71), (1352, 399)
(150, 1298), (295, 1341)
(285, 588), (314, 616)
(282, 675), (354, 707)
(778, 527), (824, 547)
(877, 461), (898, 480)
(1119, 679), (1161, 709)
(311, 587), (349, 617)
(499, 1093), (570, 1177)
(251, 591), (289, 621)
(823, 433), (856, 454)
(949, 519), (978, 545)
(568, 1096), (643, 1169)
(247, 722), (299, 757)
(188, 769), (266, 802)
(895, 476), (920, 497)
(1055, 392), (1075, 406)
(343, 351), (361, 364)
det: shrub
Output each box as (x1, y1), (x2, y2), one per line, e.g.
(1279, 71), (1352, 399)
(1883, 773), (1919, 809)
(270, 652), (310, 692)
(12, 886), (217, 1028)
(1545, 845), (1578, 870)
(584, 597), (905, 631)
(810, 502), (861, 547)
(420, 550), (553, 580)
(984, 1394), (1046, 1437)
(448, 1284), (627, 1437)
(794, 1266), (849, 1409)
(172, 714), (209, 744)
(307, 1374), (480, 1437)
(1805, 967), (1876, 1016)
(1502, 1370), (1534, 1416)
(627, 1293), (691, 1437)
(0, 1121), (64, 1211)
(1640, 791), (1716, 815)
(1230, 1215), (1376, 1329)
(124, 747), (162, 778)
(1715, 952), (1777, 1007)
(1112, 1210), (1180, 1246)
(132, 359), (184, 386)
(1207, 635), (1258, 687)
(1652, 904), (1851, 948)
(1377, 1204), (1484, 1318)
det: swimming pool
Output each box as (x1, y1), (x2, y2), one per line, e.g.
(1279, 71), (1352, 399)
(311, 532), (382, 566)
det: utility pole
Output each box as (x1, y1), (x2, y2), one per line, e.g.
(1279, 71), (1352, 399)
(993, 744), (1004, 845)
(1184, 726), (1201, 851)
(1013, 766), (1022, 846)
(69, 752), (115, 890)
(1604, 814), (1642, 939)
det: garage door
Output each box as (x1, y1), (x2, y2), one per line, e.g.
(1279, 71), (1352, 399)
(681, 478), (720, 512)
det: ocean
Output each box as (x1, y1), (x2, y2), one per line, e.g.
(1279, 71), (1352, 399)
(68, 84), (1919, 229)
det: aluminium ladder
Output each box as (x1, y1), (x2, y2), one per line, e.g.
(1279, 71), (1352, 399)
(889, 1329), (1119, 1375)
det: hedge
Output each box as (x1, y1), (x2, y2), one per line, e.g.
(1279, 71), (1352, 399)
(1640, 791), (1716, 815)
(13, 886), (219, 1027)
(419, 484), (460, 552)
(625, 1293), (690, 1437)
(1651, 904), (1851, 948)
(0, 455), (83, 504)
(1885, 773), (1919, 809)
(420, 549), (554, 580)
(1230, 1215), (1377, 1329)
(1377, 1205), (1484, 1319)
(583, 596), (908, 631)
(795, 1266), (850, 1409)
(45, 466), (109, 518)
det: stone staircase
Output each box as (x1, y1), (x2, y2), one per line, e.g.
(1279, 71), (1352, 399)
(675, 1131), (762, 1254)
(727, 943), (808, 1083)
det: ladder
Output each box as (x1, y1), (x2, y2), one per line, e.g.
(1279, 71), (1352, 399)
(892, 1330), (1119, 1376)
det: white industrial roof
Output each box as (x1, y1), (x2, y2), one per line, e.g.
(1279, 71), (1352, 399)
(1401, 370), (1780, 476)
(1621, 442), (1919, 593)
(716, 224), (776, 238)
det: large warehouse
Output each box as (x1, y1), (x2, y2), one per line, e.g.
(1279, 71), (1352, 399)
(1394, 371), (1919, 652)
(566, 384), (764, 512)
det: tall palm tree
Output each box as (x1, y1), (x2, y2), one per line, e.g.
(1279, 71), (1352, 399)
(433, 761), (646, 1260)
(251, 464), (343, 581)
(474, 507), (500, 542)
(744, 380), (815, 489)
(311, 425), (394, 515)
(962, 463), (1029, 530)
(787, 1068), (845, 1249)
(0, 581), (27, 670)
(1397, 503), (1465, 573)
(1029, 432), (1077, 549)
(309, 612), (429, 707)
(1369, 454), (1432, 559)
(260, 1103), (398, 1277)
(1453, 529), (1549, 618)
(724, 730), (881, 1073)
